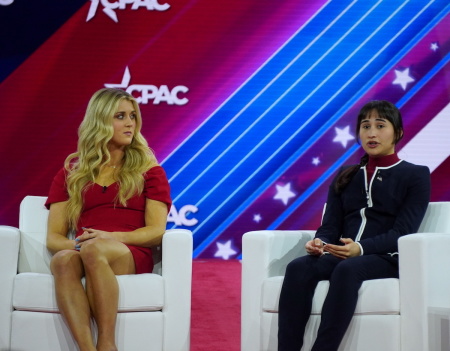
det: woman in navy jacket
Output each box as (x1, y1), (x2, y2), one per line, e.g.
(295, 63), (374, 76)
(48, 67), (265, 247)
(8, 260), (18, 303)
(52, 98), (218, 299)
(278, 100), (431, 351)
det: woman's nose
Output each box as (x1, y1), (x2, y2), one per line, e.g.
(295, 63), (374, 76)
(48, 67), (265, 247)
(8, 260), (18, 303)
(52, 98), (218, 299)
(125, 116), (134, 125)
(367, 128), (376, 137)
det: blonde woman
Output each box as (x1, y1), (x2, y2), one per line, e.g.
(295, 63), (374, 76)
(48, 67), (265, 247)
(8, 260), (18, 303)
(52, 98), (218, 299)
(45, 88), (171, 351)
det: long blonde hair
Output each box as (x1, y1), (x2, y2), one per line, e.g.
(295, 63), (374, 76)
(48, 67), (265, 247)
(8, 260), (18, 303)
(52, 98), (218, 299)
(64, 88), (158, 230)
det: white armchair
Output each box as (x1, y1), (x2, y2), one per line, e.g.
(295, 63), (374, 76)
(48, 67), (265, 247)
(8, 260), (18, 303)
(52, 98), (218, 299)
(0, 196), (193, 351)
(241, 202), (450, 351)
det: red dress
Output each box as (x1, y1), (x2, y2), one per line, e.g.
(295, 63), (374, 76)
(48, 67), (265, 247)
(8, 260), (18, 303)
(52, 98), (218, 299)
(45, 166), (172, 274)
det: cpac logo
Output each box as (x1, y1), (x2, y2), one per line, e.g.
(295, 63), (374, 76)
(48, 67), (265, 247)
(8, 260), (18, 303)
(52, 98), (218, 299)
(87, 0), (170, 23)
(105, 67), (189, 105)
(168, 204), (199, 227)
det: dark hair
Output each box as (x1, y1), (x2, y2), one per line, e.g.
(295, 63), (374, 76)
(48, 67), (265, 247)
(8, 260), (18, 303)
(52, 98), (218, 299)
(334, 100), (404, 193)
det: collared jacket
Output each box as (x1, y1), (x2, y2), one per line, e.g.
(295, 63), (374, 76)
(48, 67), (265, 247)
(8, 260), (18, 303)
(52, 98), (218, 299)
(316, 159), (431, 255)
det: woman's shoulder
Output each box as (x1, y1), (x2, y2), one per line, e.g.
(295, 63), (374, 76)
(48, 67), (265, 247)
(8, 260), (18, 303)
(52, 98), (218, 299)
(396, 160), (430, 173)
(54, 161), (78, 177)
(143, 165), (167, 177)
(143, 165), (170, 186)
(52, 166), (69, 181)
(392, 160), (431, 183)
(142, 165), (172, 209)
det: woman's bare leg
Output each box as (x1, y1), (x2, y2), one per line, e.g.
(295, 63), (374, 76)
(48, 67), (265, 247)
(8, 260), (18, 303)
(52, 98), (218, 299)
(51, 250), (96, 351)
(80, 239), (135, 351)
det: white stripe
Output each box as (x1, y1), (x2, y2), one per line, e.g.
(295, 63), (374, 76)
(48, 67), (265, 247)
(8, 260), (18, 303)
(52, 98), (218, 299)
(355, 208), (367, 242)
(164, 1), (344, 179)
(173, 1), (375, 203)
(399, 102), (450, 172)
(192, 1), (427, 233)
(191, 0), (406, 208)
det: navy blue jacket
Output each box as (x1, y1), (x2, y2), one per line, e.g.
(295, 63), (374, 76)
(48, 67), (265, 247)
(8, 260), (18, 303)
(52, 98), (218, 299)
(316, 160), (431, 255)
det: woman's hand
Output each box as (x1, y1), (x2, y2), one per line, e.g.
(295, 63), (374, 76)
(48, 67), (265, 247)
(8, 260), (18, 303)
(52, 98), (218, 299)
(305, 238), (325, 256)
(75, 227), (115, 251)
(323, 238), (361, 259)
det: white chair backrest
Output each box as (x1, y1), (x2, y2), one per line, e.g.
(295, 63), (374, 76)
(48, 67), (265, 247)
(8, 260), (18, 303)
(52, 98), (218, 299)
(19, 196), (51, 274)
(18, 195), (164, 275)
(417, 202), (450, 234)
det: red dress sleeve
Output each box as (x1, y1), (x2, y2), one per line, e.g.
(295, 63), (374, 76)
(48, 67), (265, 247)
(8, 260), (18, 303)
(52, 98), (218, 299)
(144, 166), (172, 212)
(45, 168), (69, 209)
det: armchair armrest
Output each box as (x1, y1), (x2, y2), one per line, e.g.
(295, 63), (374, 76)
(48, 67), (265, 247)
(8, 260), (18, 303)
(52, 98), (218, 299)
(241, 230), (315, 351)
(0, 226), (20, 350)
(399, 233), (450, 351)
(161, 229), (193, 351)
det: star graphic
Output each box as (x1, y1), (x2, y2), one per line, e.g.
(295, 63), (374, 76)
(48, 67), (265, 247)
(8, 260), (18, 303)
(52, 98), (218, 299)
(274, 183), (296, 205)
(105, 66), (131, 89)
(392, 68), (415, 90)
(430, 42), (439, 52)
(312, 157), (320, 166)
(253, 214), (262, 223)
(214, 240), (237, 260)
(333, 126), (354, 148)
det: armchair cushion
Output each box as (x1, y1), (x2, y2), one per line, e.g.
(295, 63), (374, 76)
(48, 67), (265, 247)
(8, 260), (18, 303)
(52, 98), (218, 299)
(262, 277), (400, 315)
(13, 273), (164, 313)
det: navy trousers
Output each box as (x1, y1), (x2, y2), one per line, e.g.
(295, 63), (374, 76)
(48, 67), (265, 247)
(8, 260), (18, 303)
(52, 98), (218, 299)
(278, 253), (399, 351)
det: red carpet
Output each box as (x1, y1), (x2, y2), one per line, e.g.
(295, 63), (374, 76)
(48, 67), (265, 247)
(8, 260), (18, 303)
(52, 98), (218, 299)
(190, 259), (241, 351)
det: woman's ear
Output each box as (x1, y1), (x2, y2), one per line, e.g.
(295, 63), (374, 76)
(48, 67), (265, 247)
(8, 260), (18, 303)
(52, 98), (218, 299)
(396, 129), (404, 144)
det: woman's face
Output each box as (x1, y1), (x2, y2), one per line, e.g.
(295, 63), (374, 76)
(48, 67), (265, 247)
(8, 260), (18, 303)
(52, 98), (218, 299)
(359, 109), (399, 158)
(109, 99), (137, 150)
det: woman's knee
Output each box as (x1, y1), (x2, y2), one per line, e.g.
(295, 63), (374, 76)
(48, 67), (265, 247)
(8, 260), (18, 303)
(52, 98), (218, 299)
(285, 255), (317, 282)
(50, 250), (82, 276)
(80, 239), (134, 274)
(330, 258), (361, 282)
(286, 257), (305, 276)
(79, 239), (109, 266)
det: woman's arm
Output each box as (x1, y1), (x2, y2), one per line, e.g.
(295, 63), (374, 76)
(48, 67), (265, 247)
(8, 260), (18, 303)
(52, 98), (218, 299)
(314, 170), (346, 245)
(46, 200), (77, 254)
(76, 198), (168, 248)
